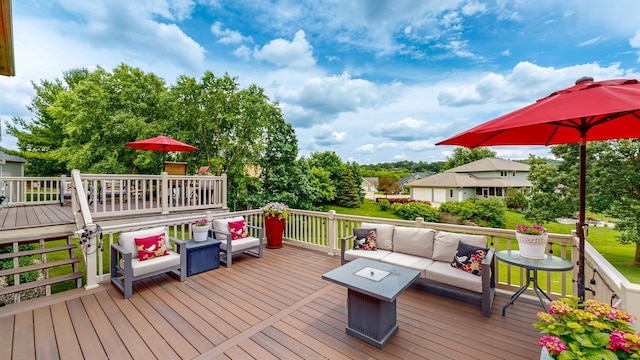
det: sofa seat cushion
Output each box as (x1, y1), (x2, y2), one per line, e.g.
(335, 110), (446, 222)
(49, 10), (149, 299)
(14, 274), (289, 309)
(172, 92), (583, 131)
(392, 227), (435, 258)
(121, 251), (181, 278)
(343, 249), (392, 262)
(424, 261), (483, 293)
(220, 236), (260, 252)
(381, 252), (434, 277)
(361, 222), (395, 250)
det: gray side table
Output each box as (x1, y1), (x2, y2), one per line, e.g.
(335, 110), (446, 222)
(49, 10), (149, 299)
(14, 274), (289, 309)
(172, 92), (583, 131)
(322, 258), (420, 348)
(495, 250), (573, 315)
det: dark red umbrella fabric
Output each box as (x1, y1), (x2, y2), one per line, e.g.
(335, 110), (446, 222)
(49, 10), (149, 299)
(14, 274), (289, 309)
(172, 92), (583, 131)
(436, 77), (640, 300)
(125, 135), (198, 152)
(125, 135), (198, 165)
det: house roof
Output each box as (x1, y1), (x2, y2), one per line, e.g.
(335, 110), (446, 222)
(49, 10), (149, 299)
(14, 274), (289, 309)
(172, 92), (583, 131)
(444, 157), (529, 173)
(0, 150), (26, 163)
(363, 177), (378, 186)
(398, 172), (430, 185)
(408, 172), (531, 188)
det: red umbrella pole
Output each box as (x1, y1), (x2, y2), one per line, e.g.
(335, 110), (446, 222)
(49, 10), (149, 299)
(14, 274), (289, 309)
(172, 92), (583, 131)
(577, 129), (587, 301)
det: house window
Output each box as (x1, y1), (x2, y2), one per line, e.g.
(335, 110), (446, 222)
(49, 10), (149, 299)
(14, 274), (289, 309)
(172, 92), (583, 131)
(476, 187), (482, 195)
(512, 171), (516, 176)
(500, 171), (507, 177)
(450, 189), (453, 198)
(489, 187), (495, 196)
(496, 188), (503, 196)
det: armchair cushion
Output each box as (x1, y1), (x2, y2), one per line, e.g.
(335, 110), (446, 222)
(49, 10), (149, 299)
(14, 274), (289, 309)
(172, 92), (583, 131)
(352, 228), (377, 250)
(228, 219), (249, 240)
(118, 226), (169, 259)
(432, 231), (487, 262)
(219, 236), (260, 252)
(212, 216), (244, 240)
(135, 234), (169, 261)
(129, 252), (181, 277)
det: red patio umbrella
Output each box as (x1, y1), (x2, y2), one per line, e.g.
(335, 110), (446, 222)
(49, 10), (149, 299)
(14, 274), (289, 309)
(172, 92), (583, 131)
(125, 135), (199, 166)
(436, 77), (640, 300)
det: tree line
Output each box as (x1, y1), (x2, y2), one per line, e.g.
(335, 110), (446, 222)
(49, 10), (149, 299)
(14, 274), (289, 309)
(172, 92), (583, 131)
(5, 64), (364, 211)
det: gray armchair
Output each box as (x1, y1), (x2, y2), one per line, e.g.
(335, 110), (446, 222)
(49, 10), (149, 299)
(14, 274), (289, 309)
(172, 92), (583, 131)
(110, 226), (186, 299)
(210, 217), (263, 267)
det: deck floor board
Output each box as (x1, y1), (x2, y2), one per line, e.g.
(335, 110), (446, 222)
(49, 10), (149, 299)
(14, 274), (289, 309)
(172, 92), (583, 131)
(0, 245), (544, 359)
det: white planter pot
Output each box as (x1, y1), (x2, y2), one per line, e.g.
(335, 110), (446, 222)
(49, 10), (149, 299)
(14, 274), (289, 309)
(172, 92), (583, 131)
(516, 232), (548, 259)
(193, 226), (209, 242)
(540, 346), (554, 359)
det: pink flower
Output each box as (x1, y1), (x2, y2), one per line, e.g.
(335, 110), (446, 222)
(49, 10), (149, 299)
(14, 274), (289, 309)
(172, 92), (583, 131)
(539, 335), (567, 354)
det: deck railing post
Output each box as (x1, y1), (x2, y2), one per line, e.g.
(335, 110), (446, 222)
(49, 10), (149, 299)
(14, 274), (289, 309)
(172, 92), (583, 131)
(414, 217), (424, 228)
(327, 210), (337, 255)
(161, 172), (169, 214)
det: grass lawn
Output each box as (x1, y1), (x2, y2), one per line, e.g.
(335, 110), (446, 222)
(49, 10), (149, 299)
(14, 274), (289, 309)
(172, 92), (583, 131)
(327, 199), (640, 284)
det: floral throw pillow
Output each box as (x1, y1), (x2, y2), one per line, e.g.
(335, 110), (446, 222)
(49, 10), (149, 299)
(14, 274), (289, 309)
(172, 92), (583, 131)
(352, 228), (377, 251)
(451, 241), (489, 276)
(228, 219), (249, 240)
(134, 234), (169, 261)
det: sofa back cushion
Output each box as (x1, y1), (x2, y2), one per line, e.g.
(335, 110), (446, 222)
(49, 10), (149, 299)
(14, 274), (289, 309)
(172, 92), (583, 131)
(392, 227), (435, 258)
(361, 222), (394, 250)
(432, 231), (487, 262)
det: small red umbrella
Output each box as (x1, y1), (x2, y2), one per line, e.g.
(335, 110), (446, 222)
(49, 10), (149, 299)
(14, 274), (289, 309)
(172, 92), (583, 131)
(125, 135), (198, 165)
(436, 77), (640, 300)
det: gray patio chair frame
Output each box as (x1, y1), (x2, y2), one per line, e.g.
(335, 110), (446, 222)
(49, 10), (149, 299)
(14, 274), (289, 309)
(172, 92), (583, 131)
(209, 225), (263, 267)
(110, 228), (187, 299)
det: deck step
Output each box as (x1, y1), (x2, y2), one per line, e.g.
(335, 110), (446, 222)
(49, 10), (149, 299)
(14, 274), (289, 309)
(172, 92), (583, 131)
(0, 258), (80, 277)
(0, 272), (84, 297)
(0, 244), (77, 260)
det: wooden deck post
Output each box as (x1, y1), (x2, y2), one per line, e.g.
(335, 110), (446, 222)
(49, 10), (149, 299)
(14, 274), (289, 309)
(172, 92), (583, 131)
(327, 210), (337, 256)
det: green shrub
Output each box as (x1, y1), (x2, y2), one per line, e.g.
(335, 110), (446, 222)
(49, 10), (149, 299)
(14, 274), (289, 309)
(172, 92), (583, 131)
(378, 199), (390, 211)
(390, 202), (439, 222)
(471, 197), (507, 228)
(439, 201), (476, 221)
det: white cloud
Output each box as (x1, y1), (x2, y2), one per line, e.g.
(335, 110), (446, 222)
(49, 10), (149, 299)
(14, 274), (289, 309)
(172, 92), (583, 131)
(461, 2), (487, 16)
(311, 125), (347, 146)
(253, 30), (316, 69)
(630, 31), (640, 61)
(501, 49), (511, 56)
(356, 144), (375, 154)
(371, 118), (449, 142)
(233, 45), (252, 60)
(211, 22), (253, 45)
(579, 36), (607, 47)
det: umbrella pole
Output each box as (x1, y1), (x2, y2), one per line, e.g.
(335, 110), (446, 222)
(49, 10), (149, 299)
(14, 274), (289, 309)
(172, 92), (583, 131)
(577, 136), (587, 301)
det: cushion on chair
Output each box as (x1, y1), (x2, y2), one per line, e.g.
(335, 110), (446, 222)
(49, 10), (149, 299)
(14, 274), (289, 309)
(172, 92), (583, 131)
(352, 228), (377, 250)
(135, 233), (169, 261)
(212, 216), (245, 240)
(392, 227), (435, 258)
(360, 222), (394, 250)
(432, 231), (487, 262)
(451, 241), (489, 276)
(119, 226), (169, 259)
(228, 219), (249, 240)
(219, 236), (260, 252)
(126, 252), (182, 277)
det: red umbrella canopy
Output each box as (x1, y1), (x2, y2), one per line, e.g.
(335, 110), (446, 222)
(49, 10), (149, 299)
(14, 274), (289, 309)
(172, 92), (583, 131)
(125, 135), (198, 153)
(436, 77), (640, 301)
(437, 78), (640, 148)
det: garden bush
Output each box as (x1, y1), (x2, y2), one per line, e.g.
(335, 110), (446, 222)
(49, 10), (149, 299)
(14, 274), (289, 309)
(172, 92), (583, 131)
(378, 198), (390, 211)
(439, 201), (476, 221)
(439, 197), (507, 229)
(390, 202), (439, 222)
(0, 244), (40, 286)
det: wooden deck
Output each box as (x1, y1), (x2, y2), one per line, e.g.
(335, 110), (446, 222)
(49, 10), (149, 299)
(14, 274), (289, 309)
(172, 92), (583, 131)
(0, 204), (73, 230)
(0, 245), (544, 359)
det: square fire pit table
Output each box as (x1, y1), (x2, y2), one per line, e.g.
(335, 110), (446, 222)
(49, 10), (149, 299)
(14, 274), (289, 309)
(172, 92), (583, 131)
(322, 258), (420, 348)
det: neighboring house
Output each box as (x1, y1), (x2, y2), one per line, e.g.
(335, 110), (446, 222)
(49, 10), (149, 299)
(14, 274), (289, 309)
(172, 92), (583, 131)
(0, 150), (26, 177)
(398, 172), (431, 191)
(361, 177), (378, 193)
(407, 158), (531, 204)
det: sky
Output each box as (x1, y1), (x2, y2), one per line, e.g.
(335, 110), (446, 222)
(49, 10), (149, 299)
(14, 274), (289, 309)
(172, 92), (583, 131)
(2, 0), (640, 165)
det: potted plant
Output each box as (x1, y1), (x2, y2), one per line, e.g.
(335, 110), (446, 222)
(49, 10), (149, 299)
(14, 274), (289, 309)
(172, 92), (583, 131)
(262, 202), (289, 249)
(534, 296), (640, 359)
(515, 223), (548, 259)
(192, 218), (209, 242)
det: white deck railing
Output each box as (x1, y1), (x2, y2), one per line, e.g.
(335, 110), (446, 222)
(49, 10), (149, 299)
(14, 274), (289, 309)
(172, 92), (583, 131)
(82, 208), (640, 324)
